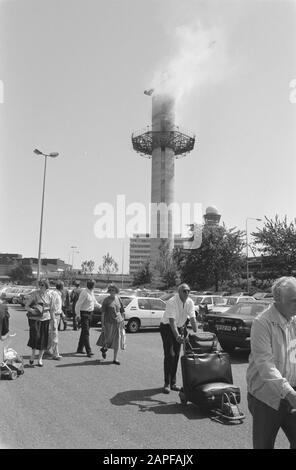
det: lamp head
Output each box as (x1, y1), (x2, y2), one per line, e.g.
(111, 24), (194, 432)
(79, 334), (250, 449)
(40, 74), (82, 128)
(49, 152), (59, 158)
(34, 148), (43, 155)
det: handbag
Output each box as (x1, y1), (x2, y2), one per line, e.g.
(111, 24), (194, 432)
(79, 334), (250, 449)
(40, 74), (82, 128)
(27, 303), (44, 318)
(96, 329), (106, 347)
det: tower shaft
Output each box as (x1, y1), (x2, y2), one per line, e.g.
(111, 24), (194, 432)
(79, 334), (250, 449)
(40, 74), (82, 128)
(150, 93), (175, 265)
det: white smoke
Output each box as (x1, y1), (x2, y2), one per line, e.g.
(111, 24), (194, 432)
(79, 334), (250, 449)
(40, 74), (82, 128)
(152, 23), (232, 113)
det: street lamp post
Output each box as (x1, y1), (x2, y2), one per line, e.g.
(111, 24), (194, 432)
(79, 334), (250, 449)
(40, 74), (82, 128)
(34, 148), (59, 282)
(70, 246), (79, 284)
(246, 217), (262, 294)
(121, 241), (125, 289)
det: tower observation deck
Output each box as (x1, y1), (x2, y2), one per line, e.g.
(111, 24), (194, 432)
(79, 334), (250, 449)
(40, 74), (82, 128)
(132, 125), (195, 158)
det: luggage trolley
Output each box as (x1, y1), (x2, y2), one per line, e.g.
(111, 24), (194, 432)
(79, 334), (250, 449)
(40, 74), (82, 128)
(178, 332), (245, 424)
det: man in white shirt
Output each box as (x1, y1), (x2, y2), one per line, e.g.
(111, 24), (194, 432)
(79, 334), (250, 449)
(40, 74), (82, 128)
(160, 283), (197, 394)
(75, 280), (100, 357)
(49, 281), (64, 360)
(247, 276), (296, 448)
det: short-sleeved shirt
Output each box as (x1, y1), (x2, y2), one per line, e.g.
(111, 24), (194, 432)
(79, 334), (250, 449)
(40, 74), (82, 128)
(25, 289), (52, 321)
(161, 294), (196, 328)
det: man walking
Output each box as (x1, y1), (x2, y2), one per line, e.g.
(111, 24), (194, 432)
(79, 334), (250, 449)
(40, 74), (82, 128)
(49, 281), (64, 360)
(70, 280), (82, 330)
(160, 283), (197, 394)
(247, 276), (296, 448)
(75, 280), (100, 357)
(58, 285), (70, 331)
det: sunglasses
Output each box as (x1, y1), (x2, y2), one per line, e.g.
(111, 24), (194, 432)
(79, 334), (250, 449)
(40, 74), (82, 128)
(183, 289), (190, 293)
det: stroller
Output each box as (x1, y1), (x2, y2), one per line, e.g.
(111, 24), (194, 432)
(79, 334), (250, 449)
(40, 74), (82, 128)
(0, 304), (24, 380)
(178, 331), (245, 424)
(0, 334), (24, 380)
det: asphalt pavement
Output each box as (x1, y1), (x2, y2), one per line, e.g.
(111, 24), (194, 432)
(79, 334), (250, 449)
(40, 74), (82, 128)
(0, 305), (290, 449)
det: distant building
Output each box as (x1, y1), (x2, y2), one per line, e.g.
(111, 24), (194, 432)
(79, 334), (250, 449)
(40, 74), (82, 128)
(129, 233), (187, 275)
(129, 206), (222, 275)
(0, 253), (22, 279)
(19, 258), (71, 278)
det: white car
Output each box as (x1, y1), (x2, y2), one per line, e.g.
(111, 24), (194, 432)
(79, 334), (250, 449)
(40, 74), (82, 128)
(121, 296), (166, 333)
(190, 294), (226, 314)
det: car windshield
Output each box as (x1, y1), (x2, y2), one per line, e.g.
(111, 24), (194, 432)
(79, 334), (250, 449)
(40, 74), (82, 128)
(120, 297), (133, 307)
(160, 292), (176, 301)
(227, 303), (267, 316)
(195, 297), (204, 305)
(95, 294), (109, 304)
(226, 297), (237, 305)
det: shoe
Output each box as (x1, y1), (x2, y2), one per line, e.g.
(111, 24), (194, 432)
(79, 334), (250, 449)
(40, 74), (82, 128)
(170, 385), (181, 392)
(113, 360), (120, 365)
(29, 360), (34, 366)
(76, 350), (84, 354)
(100, 348), (107, 359)
(52, 355), (62, 360)
(37, 360), (43, 367)
(87, 352), (94, 357)
(163, 386), (170, 394)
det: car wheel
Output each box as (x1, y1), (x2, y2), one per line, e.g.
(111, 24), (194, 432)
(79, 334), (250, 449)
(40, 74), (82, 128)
(127, 318), (140, 333)
(220, 342), (235, 353)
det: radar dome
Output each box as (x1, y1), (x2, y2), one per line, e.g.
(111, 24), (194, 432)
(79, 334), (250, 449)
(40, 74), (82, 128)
(205, 206), (219, 215)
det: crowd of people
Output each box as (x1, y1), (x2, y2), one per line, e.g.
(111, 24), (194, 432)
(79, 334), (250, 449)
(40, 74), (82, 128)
(24, 279), (126, 366)
(3, 275), (296, 449)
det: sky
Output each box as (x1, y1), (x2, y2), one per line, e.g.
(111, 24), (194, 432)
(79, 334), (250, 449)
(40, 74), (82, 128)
(0, 0), (296, 273)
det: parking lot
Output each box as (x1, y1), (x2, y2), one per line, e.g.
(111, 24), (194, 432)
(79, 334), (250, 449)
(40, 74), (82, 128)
(0, 304), (291, 449)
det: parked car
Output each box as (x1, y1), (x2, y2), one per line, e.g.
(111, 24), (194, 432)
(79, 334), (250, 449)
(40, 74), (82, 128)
(19, 288), (37, 307)
(253, 292), (274, 300)
(90, 293), (109, 326)
(121, 296), (166, 333)
(160, 292), (177, 302)
(190, 294), (226, 315)
(210, 295), (256, 314)
(12, 286), (35, 305)
(1, 287), (26, 303)
(203, 301), (271, 352)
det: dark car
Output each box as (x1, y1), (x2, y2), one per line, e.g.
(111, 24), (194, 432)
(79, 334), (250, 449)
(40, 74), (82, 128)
(90, 293), (109, 326)
(202, 301), (271, 353)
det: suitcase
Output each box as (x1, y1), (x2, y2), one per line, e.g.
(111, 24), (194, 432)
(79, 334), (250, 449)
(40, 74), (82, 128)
(179, 350), (244, 423)
(184, 331), (218, 355)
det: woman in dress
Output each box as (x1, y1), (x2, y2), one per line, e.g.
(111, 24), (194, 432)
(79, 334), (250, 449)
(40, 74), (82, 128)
(25, 279), (52, 367)
(97, 284), (125, 365)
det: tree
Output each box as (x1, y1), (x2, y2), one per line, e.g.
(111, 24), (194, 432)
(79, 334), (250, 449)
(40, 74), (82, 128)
(9, 265), (33, 284)
(81, 260), (95, 275)
(154, 239), (179, 289)
(132, 262), (153, 287)
(178, 224), (245, 291)
(97, 253), (118, 282)
(252, 215), (296, 280)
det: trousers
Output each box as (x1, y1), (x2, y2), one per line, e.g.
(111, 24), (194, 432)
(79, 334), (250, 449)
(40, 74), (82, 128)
(160, 323), (185, 387)
(77, 311), (92, 354)
(248, 392), (296, 449)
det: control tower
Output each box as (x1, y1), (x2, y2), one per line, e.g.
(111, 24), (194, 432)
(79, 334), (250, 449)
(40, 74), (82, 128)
(132, 90), (196, 268)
